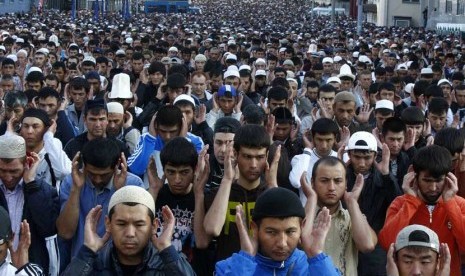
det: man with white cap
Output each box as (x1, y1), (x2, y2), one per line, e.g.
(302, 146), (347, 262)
(0, 134), (59, 275)
(386, 225), (450, 276)
(62, 185), (195, 275)
(204, 47), (222, 75)
(321, 57), (334, 84)
(107, 102), (141, 155)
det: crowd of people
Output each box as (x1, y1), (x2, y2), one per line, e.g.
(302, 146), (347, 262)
(0, 0), (464, 275)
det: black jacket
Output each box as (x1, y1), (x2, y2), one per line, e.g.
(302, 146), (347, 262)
(63, 132), (130, 160)
(0, 179), (59, 275)
(62, 243), (195, 276)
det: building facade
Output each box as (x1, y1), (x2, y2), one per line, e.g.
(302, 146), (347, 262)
(0, 0), (32, 14)
(423, 0), (465, 29)
(364, 0), (423, 27)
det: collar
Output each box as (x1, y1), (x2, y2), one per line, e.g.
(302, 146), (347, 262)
(0, 179), (24, 193)
(317, 201), (346, 217)
(88, 175), (113, 191)
(254, 250), (298, 270)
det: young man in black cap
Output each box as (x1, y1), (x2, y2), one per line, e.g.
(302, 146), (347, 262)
(215, 187), (340, 275)
(0, 206), (44, 275)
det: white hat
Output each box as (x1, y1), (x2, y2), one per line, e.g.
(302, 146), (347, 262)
(287, 78), (298, 84)
(255, 69), (267, 77)
(194, 54), (207, 62)
(49, 34), (60, 47)
(322, 57), (334, 64)
(108, 186), (155, 216)
(239, 65), (251, 71)
(226, 54), (237, 61)
(0, 135), (26, 159)
(16, 49), (27, 57)
(382, 49), (391, 54)
(334, 56), (343, 63)
(168, 46), (178, 52)
(255, 58), (266, 65)
(326, 76), (341, 84)
(404, 83), (414, 94)
(352, 51), (360, 58)
(125, 37), (133, 44)
(0, 46), (5, 52)
(283, 59), (294, 66)
(83, 56), (96, 65)
(395, 225), (439, 253)
(36, 48), (49, 55)
(6, 54), (17, 62)
(307, 43), (318, 53)
(347, 131), (377, 152)
(338, 64), (355, 81)
(375, 99), (394, 111)
(396, 64), (408, 71)
(358, 55), (372, 64)
(115, 49), (126, 56)
(107, 102), (124, 114)
(15, 37), (24, 44)
(109, 73), (132, 99)
(420, 68), (433, 75)
(223, 70), (240, 79)
(28, 67), (43, 74)
(437, 79), (452, 86)
(174, 94), (196, 107)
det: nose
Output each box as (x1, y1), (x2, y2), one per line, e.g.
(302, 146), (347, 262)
(277, 233), (287, 249)
(250, 158), (258, 169)
(410, 262), (422, 276)
(327, 180), (336, 191)
(125, 225), (136, 237)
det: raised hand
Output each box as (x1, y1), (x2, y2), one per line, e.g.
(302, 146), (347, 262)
(156, 83), (167, 100)
(23, 152), (41, 183)
(194, 145), (210, 195)
(148, 112), (157, 137)
(437, 243), (451, 276)
(304, 207), (331, 258)
(7, 114), (18, 133)
(123, 111), (133, 129)
(152, 205), (175, 251)
(212, 92), (220, 112)
(223, 144), (236, 181)
(339, 126), (350, 146)
(403, 128), (415, 151)
(235, 204), (257, 256)
(337, 143), (346, 161)
(113, 153), (128, 190)
(10, 220), (31, 269)
(374, 143), (391, 175)
(422, 118), (431, 137)
(194, 104), (207, 125)
(265, 114), (276, 139)
(354, 103), (373, 124)
(71, 152), (85, 190)
(235, 93), (243, 113)
(372, 127), (383, 149)
(48, 119), (57, 135)
(386, 244), (400, 276)
(83, 205), (111, 253)
(290, 121), (300, 142)
(442, 172), (458, 202)
(302, 129), (314, 150)
(317, 99), (332, 119)
(344, 173), (364, 204)
(265, 144), (281, 188)
(147, 156), (165, 197)
(287, 98), (295, 115)
(180, 115), (188, 137)
(402, 171), (418, 197)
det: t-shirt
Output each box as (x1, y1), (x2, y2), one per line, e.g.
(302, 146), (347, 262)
(155, 184), (195, 259)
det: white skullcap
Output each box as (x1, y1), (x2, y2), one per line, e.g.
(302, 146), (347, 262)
(107, 102), (124, 115)
(28, 67), (43, 74)
(0, 135), (26, 159)
(108, 186), (155, 215)
(7, 54), (17, 62)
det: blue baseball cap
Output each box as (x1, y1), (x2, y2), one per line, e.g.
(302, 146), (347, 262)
(217, 85), (237, 97)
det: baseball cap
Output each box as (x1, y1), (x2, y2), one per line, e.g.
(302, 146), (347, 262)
(395, 224), (439, 253)
(217, 85), (237, 97)
(347, 131), (377, 152)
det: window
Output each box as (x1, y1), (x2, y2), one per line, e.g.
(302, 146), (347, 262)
(402, 0), (419, 3)
(458, 0), (465, 15)
(446, 0), (452, 13)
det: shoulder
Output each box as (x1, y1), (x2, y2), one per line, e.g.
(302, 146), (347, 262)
(125, 172), (144, 186)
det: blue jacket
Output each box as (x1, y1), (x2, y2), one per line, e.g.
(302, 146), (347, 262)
(216, 250), (341, 276)
(128, 132), (204, 177)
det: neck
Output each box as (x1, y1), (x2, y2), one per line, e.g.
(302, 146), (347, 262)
(237, 175), (261, 190)
(319, 201), (339, 215)
(87, 132), (106, 141)
(27, 142), (44, 154)
(116, 249), (143, 266)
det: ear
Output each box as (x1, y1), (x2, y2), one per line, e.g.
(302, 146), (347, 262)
(104, 216), (111, 233)
(250, 220), (258, 236)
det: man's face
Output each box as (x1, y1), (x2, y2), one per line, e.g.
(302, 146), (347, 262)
(177, 105), (194, 127)
(427, 112), (446, 131)
(274, 72), (286, 79)
(105, 204), (152, 262)
(164, 164), (194, 195)
(132, 59), (144, 74)
(4, 105), (24, 121)
(328, 82), (341, 92)
(323, 62), (333, 73)
(267, 60), (276, 71)
(149, 72), (164, 86)
(70, 88), (88, 109)
(240, 77), (251, 92)
(45, 79), (59, 90)
(2, 64), (14, 75)
(375, 111), (393, 130)
(34, 54), (46, 67)
(416, 171), (446, 205)
(334, 101), (356, 127)
(253, 217), (301, 262)
(107, 113), (124, 137)
(213, 133), (234, 165)
(379, 89), (395, 102)
(340, 79), (353, 91)
(38, 96), (59, 118)
(396, 247), (439, 276)
(27, 81), (42, 92)
(191, 75), (207, 96)
(167, 87), (184, 103)
(210, 76), (222, 92)
(313, 162), (346, 209)
(195, 60), (206, 71)
(218, 96), (236, 115)
(0, 158), (25, 190)
(224, 77), (240, 90)
(85, 110), (108, 138)
(209, 50), (220, 61)
(268, 99), (287, 113)
(81, 65), (95, 75)
(455, 89), (465, 106)
(360, 74), (372, 89)
(313, 133), (336, 156)
(86, 164), (114, 188)
(383, 131), (404, 158)
(349, 151), (375, 175)
(97, 62), (108, 75)
(288, 82), (298, 99)
(235, 147), (267, 182)
(20, 117), (46, 150)
(273, 123), (292, 142)
(1, 80), (14, 92)
(306, 87), (318, 101)
(87, 78), (100, 93)
(156, 124), (180, 144)
(440, 84), (452, 100)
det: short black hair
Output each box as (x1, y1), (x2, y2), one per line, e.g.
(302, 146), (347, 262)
(434, 128), (465, 156)
(382, 117), (406, 136)
(69, 77), (90, 93)
(311, 118), (338, 137)
(81, 138), (120, 169)
(242, 104), (266, 125)
(378, 82), (396, 93)
(233, 124), (271, 152)
(155, 105), (183, 129)
(267, 86), (288, 101)
(413, 80), (430, 97)
(160, 137), (198, 170)
(38, 87), (60, 101)
(413, 145), (452, 178)
(428, 97), (448, 116)
(312, 156), (346, 181)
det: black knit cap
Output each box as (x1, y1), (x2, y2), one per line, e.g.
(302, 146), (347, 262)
(0, 206), (12, 243)
(22, 108), (51, 127)
(214, 117), (241, 134)
(252, 187), (305, 222)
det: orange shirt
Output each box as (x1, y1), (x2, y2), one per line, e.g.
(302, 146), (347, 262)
(379, 194), (465, 276)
